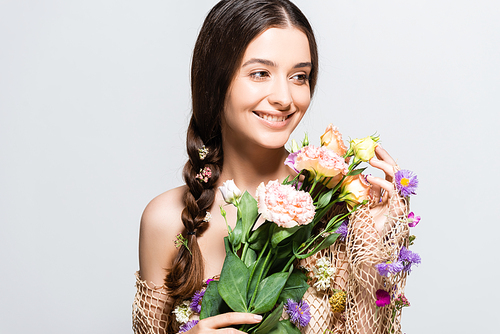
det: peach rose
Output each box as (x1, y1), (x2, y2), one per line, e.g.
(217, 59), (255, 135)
(256, 180), (315, 228)
(320, 124), (347, 157)
(295, 146), (348, 187)
(340, 174), (372, 207)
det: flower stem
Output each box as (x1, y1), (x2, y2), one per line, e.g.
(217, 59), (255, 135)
(249, 246), (273, 311)
(246, 239), (269, 292)
(241, 242), (249, 262)
(281, 254), (297, 273)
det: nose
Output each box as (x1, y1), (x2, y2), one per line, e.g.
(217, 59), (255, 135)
(268, 77), (292, 110)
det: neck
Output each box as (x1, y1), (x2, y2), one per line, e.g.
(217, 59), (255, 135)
(219, 140), (292, 195)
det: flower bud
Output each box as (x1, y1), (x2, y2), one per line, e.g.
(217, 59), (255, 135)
(340, 174), (371, 207)
(218, 180), (242, 206)
(301, 133), (309, 147)
(350, 136), (379, 162)
(290, 139), (300, 153)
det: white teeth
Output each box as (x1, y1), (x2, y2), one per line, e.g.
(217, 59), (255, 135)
(259, 113), (287, 122)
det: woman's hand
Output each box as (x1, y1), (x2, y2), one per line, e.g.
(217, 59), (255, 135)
(365, 145), (405, 233)
(185, 313), (262, 333)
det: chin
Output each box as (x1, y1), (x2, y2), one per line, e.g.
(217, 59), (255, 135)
(256, 133), (291, 150)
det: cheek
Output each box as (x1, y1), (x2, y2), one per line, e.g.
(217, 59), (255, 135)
(293, 88), (311, 111)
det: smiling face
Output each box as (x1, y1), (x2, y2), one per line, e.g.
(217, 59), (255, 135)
(222, 27), (312, 150)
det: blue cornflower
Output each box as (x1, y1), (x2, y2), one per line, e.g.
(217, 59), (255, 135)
(394, 169), (418, 197)
(285, 299), (311, 328)
(189, 288), (205, 313)
(178, 320), (199, 333)
(336, 219), (349, 241)
(375, 261), (404, 277)
(398, 246), (421, 273)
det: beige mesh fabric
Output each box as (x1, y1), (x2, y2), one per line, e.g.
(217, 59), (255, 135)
(300, 189), (409, 334)
(132, 272), (169, 334)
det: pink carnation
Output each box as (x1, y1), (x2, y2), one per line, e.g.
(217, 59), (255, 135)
(295, 146), (349, 187)
(256, 180), (315, 228)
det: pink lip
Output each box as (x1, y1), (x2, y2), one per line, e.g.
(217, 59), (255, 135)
(252, 111), (295, 129)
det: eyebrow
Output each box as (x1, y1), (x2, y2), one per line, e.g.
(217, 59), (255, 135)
(242, 58), (312, 69)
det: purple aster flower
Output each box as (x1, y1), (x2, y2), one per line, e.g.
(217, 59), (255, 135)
(285, 298), (311, 328)
(284, 151), (300, 174)
(178, 320), (199, 333)
(375, 261), (404, 277)
(376, 289), (391, 307)
(394, 169), (418, 197)
(407, 212), (421, 227)
(189, 288), (205, 313)
(336, 219), (349, 241)
(398, 246), (421, 273)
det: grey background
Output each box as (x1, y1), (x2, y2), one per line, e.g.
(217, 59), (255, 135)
(1, 0), (498, 333)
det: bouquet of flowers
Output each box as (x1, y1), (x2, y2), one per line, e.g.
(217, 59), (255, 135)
(180, 125), (377, 333)
(175, 125), (420, 333)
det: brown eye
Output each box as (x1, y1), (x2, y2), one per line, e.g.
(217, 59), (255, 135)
(291, 73), (309, 84)
(250, 71), (270, 80)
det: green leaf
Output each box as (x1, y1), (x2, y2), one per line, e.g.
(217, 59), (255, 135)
(347, 167), (366, 176)
(268, 320), (301, 334)
(315, 188), (334, 209)
(315, 233), (340, 252)
(199, 281), (223, 319)
(247, 256), (266, 304)
(218, 251), (250, 312)
(325, 214), (345, 232)
(230, 218), (243, 251)
(271, 225), (301, 248)
(253, 302), (284, 334)
(243, 247), (257, 267)
(224, 236), (231, 253)
(249, 222), (273, 251)
(239, 191), (259, 240)
(278, 271), (310, 304)
(251, 272), (289, 314)
(294, 233), (340, 259)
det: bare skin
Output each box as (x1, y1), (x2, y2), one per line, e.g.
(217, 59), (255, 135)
(138, 26), (401, 333)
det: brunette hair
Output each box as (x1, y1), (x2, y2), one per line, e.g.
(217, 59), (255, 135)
(164, 0), (318, 330)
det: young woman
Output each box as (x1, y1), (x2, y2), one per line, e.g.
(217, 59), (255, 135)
(133, 1), (409, 333)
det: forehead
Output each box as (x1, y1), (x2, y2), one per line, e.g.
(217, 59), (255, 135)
(241, 27), (311, 65)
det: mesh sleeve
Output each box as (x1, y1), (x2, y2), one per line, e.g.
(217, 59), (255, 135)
(300, 185), (410, 334)
(132, 271), (170, 334)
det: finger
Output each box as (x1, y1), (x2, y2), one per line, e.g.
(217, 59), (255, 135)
(374, 145), (396, 166)
(370, 181), (382, 204)
(218, 329), (249, 334)
(199, 312), (262, 329)
(369, 157), (396, 182)
(366, 175), (394, 198)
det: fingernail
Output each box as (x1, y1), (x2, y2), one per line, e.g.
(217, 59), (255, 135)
(254, 315), (263, 321)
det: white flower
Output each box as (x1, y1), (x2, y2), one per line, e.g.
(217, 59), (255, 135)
(219, 180), (242, 205)
(172, 300), (192, 324)
(203, 211), (212, 222)
(312, 257), (336, 291)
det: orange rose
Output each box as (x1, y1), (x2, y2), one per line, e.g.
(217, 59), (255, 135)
(320, 124), (347, 157)
(340, 174), (371, 207)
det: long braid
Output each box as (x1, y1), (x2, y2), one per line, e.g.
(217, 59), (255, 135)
(164, 119), (223, 332)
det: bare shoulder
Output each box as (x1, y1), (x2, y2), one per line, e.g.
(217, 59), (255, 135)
(138, 185), (187, 286)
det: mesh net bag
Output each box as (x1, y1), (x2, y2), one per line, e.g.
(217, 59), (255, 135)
(132, 272), (169, 334)
(299, 186), (410, 334)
